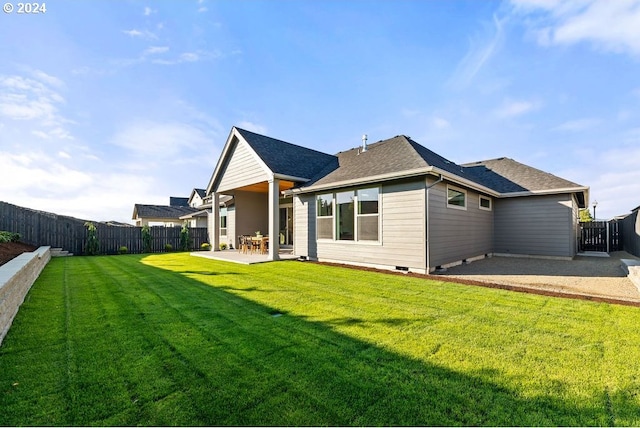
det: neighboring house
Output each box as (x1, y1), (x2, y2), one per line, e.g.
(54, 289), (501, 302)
(179, 188), (212, 228)
(206, 126), (589, 273)
(132, 196), (199, 227)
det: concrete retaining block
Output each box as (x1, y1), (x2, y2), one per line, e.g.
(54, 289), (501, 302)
(621, 259), (640, 293)
(0, 246), (51, 346)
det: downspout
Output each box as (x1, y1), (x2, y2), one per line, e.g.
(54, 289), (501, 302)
(426, 174), (444, 273)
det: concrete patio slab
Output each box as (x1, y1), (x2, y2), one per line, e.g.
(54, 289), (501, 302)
(190, 249), (299, 265)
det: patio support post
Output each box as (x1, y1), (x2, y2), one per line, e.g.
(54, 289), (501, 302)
(268, 178), (280, 260)
(212, 192), (220, 251)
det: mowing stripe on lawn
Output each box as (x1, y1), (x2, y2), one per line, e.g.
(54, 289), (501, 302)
(1, 253), (639, 426)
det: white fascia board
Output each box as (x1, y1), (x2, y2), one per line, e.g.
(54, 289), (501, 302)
(206, 127), (239, 195)
(286, 167), (434, 195)
(273, 173), (310, 183)
(500, 186), (589, 199)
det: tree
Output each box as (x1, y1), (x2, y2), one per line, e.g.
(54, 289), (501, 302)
(579, 208), (593, 222)
(180, 222), (191, 251)
(141, 225), (152, 253)
(84, 222), (99, 255)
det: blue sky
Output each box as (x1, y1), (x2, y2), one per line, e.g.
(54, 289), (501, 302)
(1, 0), (639, 223)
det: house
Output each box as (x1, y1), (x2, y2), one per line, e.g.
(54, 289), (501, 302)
(132, 196), (199, 227)
(206, 126), (589, 273)
(178, 188), (212, 228)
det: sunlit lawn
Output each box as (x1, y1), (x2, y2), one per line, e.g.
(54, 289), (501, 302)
(1, 253), (639, 426)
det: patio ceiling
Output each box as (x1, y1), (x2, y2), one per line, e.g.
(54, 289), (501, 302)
(233, 180), (297, 194)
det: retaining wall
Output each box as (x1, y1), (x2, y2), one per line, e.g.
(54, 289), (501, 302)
(0, 246), (51, 346)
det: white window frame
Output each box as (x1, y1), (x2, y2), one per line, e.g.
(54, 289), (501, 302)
(479, 196), (492, 211)
(316, 193), (334, 240)
(219, 207), (228, 236)
(355, 187), (380, 242)
(446, 185), (467, 211)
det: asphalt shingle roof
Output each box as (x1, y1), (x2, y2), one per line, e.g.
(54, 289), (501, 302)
(133, 204), (199, 220)
(462, 158), (584, 193)
(236, 127), (337, 180)
(306, 135), (485, 188)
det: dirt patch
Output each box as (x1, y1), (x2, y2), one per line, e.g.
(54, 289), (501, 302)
(0, 242), (38, 267)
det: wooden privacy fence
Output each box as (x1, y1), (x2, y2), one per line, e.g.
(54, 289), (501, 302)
(579, 220), (622, 253)
(0, 201), (209, 255)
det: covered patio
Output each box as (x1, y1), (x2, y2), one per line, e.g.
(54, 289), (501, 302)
(205, 127), (337, 262)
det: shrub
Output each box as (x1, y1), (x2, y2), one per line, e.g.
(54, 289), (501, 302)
(164, 243), (173, 252)
(0, 231), (20, 243)
(118, 246), (128, 255)
(219, 243), (227, 250)
(201, 243), (212, 251)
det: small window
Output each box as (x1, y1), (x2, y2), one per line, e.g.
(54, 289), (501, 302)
(447, 186), (467, 210)
(479, 196), (492, 211)
(220, 207), (228, 236)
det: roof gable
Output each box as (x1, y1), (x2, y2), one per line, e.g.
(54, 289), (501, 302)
(207, 127), (336, 194)
(236, 127), (336, 180)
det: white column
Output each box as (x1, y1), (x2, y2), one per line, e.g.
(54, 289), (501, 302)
(268, 178), (280, 260)
(212, 192), (220, 251)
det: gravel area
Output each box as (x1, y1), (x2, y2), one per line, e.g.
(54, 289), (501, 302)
(433, 251), (640, 304)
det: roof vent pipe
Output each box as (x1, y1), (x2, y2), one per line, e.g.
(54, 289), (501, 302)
(362, 134), (368, 152)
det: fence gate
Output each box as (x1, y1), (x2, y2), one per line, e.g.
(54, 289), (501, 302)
(579, 221), (622, 253)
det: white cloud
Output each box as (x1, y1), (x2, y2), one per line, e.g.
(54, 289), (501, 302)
(493, 99), (540, 118)
(144, 46), (170, 55)
(448, 14), (506, 89)
(237, 121), (268, 135)
(110, 121), (213, 159)
(510, 0), (640, 57)
(143, 6), (156, 16)
(123, 29), (158, 40)
(0, 72), (73, 139)
(431, 116), (451, 130)
(560, 145), (640, 219)
(552, 117), (601, 132)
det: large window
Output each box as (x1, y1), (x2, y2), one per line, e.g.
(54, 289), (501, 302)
(336, 191), (355, 240)
(316, 194), (333, 239)
(219, 207), (227, 236)
(357, 188), (379, 241)
(447, 185), (467, 210)
(316, 187), (380, 242)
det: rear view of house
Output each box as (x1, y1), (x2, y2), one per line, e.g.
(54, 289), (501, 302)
(206, 126), (589, 273)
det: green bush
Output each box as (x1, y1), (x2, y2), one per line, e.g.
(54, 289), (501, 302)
(118, 246), (128, 255)
(164, 243), (173, 252)
(201, 243), (212, 251)
(219, 243), (227, 250)
(0, 231), (21, 243)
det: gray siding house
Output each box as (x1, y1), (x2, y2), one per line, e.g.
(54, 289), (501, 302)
(206, 126), (589, 273)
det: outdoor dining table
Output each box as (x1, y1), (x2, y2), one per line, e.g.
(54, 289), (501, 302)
(250, 236), (268, 254)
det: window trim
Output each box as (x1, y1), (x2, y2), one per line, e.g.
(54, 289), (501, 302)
(446, 185), (467, 211)
(219, 207), (228, 236)
(479, 196), (492, 211)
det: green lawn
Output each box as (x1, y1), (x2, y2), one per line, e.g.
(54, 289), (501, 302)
(1, 253), (639, 426)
